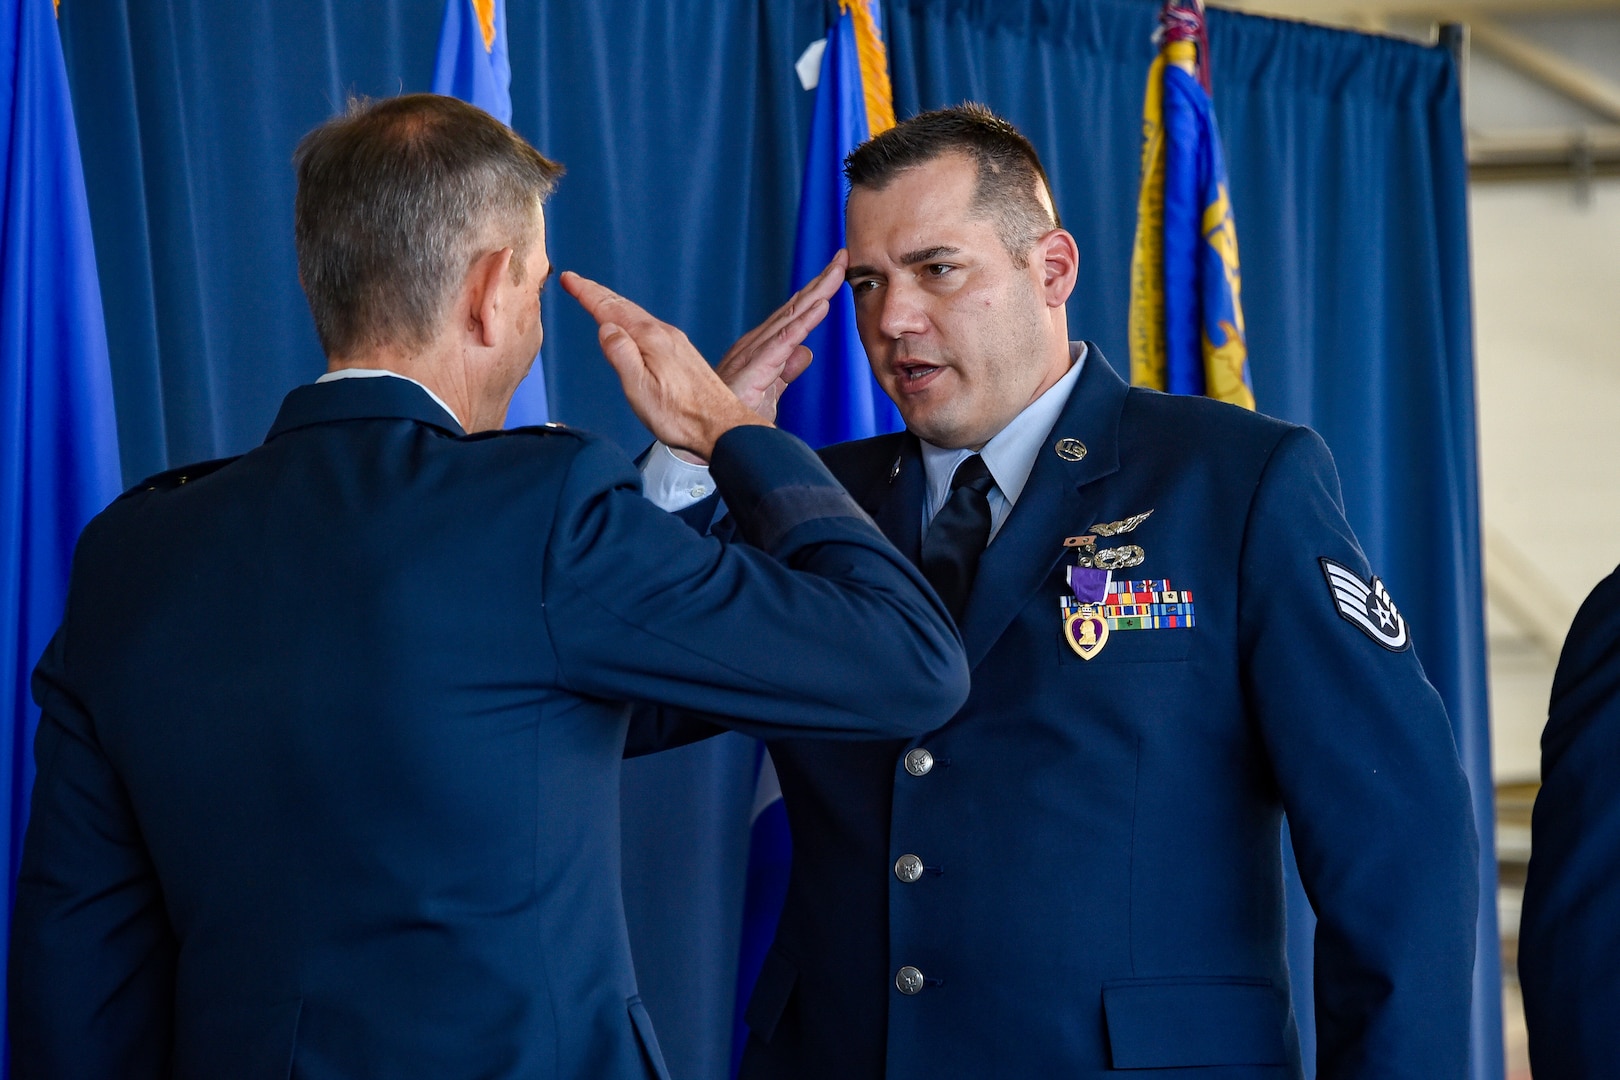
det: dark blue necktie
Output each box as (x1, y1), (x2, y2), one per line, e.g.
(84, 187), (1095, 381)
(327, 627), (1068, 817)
(920, 454), (996, 620)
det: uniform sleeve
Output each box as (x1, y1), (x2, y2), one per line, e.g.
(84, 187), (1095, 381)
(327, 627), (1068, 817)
(545, 425), (969, 740)
(1517, 567), (1620, 1080)
(1236, 426), (1478, 1080)
(9, 625), (176, 1079)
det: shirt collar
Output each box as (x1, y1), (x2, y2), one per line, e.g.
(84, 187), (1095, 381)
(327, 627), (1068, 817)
(316, 368), (463, 430)
(919, 342), (1087, 512)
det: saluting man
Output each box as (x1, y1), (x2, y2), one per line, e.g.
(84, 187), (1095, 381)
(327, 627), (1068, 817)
(644, 104), (1479, 1079)
(7, 93), (970, 1079)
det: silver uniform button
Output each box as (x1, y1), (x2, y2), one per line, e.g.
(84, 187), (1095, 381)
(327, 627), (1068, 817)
(894, 854), (924, 883)
(904, 748), (934, 777)
(895, 966), (926, 995)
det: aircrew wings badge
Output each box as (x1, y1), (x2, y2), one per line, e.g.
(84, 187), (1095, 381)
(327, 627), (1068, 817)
(1320, 558), (1410, 652)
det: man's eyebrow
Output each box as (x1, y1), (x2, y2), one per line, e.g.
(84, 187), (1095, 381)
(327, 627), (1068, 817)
(899, 245), (959, 266)
(845, 246), (961, 281)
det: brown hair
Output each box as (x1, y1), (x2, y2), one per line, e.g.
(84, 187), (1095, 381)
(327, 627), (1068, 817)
(844, 103), (1059, 267)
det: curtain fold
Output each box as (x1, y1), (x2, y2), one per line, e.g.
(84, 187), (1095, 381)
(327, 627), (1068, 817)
(56, 2), (1496, 1076)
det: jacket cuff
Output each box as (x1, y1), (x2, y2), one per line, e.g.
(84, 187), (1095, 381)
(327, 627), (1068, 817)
(709, 426), (875, 554)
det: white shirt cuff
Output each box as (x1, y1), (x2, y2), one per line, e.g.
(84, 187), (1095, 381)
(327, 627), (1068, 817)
(641, 443), (717, 511)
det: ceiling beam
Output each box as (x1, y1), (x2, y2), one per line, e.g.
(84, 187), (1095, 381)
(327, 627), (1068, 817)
(1469, 124), (1620, 177)
(1213, 0), (1620, 24)
(1466, 15), (1620, 123)
(1484, 525), (1578, 660)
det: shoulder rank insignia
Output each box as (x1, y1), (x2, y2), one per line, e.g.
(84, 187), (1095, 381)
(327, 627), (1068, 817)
(1320, 558), (1409, 652)
(123, 455), (242, 500)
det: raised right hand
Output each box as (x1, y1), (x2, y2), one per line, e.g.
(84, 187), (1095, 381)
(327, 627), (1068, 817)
(561, 271), (766, 460)
(715, 251), (849, 424)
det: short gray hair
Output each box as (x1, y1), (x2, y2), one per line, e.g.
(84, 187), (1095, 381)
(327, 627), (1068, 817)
(294, 94), (564, 358)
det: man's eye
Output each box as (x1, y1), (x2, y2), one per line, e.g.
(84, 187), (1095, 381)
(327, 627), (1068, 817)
(926, 264), (953, 277)
(850, 279), (880, 294)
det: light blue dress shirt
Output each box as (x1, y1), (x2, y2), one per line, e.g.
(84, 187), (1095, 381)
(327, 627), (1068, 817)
(642, 343), (1086, 545)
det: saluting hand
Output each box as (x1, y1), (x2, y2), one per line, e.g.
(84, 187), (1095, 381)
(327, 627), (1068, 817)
(715, 250), (848, 424)
(561, 271), (767, 461)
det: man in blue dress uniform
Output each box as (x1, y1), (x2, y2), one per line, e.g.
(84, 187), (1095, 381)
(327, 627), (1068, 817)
(1519, 564), (1620, 1079)
(6, 94), (969, 1079)
(645, 105), (1479, 1079)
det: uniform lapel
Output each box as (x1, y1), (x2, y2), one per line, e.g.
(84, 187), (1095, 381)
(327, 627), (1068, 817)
(868, 435), (926, 566)
(957, 348), (1131, 670)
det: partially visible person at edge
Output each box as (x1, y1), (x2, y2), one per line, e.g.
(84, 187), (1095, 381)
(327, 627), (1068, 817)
(7, 92), (969, 1080)
(642, 103), (1480, 1079)
(1519, 564), (1620, 1080)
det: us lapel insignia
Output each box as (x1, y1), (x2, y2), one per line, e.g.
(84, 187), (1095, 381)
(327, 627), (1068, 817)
(1054, 438), (1087, 462)
(1320, 558), (1410, 651)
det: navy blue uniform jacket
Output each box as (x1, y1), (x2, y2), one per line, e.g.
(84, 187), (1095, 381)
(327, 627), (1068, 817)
(733, 351), (1478, 1079)
(8, 377), (969, 1079)
(1519, 564), (1620, 1079)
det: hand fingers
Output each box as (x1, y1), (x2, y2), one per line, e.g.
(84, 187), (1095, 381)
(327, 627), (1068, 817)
(721, 252), (849, 367)
(561, 271), (659, 333)
(804, 249), (850, 304)
(772, 296), (832, 355)
(720, 292), (830, 383)
(595, 321), (646, 386)
(781, 344), (814, 387)
(559, 270), (617, 315)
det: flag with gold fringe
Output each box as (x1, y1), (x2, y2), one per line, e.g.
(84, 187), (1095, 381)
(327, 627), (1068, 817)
(775, 0), (902, 447)
(1128, 0), (1255, 410)
(432, 0), (510, 125)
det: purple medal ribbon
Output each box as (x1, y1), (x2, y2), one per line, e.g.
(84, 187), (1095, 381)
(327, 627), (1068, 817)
(1068, 565), (1111, 605)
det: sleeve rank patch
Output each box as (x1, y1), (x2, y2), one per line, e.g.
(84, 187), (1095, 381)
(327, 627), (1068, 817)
(1319, 558), (1410, 651)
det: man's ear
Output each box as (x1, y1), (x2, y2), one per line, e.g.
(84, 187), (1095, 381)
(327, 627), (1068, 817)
(466, 246), (517, 348)
(1035, 228), (1080, 309)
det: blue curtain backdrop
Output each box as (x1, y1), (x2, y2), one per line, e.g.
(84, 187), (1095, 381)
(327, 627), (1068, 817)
(53, 2), (1496, 1078)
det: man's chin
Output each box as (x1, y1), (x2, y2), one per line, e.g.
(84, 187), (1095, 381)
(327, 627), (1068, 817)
(901, 411), (977, 451)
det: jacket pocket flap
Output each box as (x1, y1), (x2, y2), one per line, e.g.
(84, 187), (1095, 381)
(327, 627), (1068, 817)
(742, 948), (799, 1045)
(1103, 977), (1288, 1069)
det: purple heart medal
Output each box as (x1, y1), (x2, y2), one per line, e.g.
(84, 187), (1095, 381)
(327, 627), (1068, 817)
(1061, 536), (1112, 660)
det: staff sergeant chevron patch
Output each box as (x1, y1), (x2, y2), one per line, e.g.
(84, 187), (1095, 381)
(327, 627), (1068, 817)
(1320, 558), (1410, 652)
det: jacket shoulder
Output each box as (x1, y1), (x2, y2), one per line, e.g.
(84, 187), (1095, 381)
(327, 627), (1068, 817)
(464, 421), (585, 443)
(1122, 385), (1297, 442)
(116, 455), (243, 502)
(1118, 386), (1325, 477)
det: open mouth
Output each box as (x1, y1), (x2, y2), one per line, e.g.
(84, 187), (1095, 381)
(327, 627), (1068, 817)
(895, 362), (944, 392)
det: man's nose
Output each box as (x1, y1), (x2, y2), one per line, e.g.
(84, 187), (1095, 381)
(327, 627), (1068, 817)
(877, 282), (928, 338)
